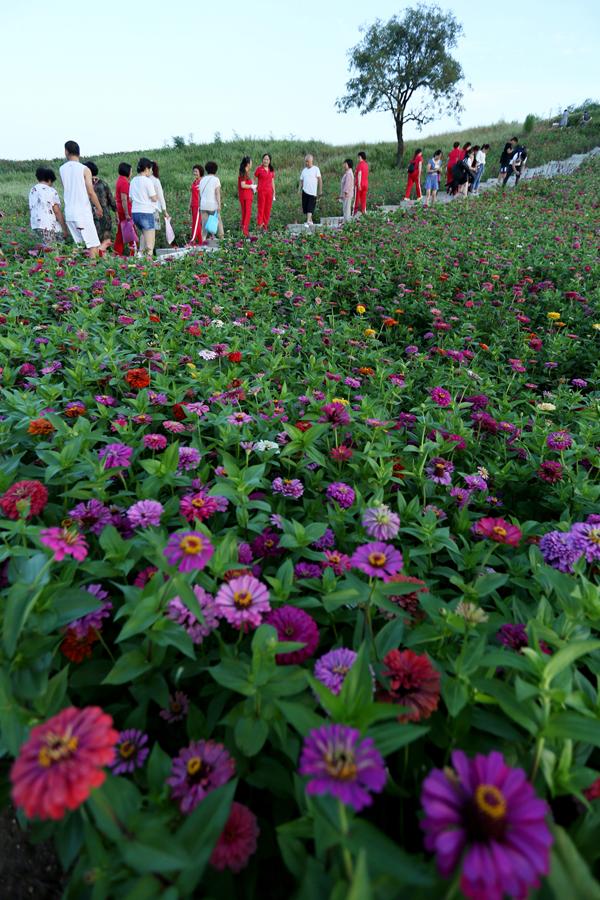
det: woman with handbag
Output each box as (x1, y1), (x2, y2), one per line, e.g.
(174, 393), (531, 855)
(199, 161), (224, 242)
(189, 165), (204, 244)
(114, 162), (137, 256)
(130, 157), (159, 256)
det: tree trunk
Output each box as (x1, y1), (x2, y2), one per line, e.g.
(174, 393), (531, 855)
(395, 118), (404, 168)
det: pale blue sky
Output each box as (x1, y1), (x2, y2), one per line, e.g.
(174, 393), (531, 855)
(2, 0), (598, 160)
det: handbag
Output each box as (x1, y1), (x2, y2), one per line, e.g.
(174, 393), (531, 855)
(165, 218), (175, 245)
(120, 218), (136, 245)
(205, 211), (219, 235)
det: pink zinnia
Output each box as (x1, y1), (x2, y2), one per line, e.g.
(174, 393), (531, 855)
(163, 531), (214, 572)
(214, 575), (271, 629)
(210, 802), (259, 872)
(143, 433), (167, 451)
(430, 387), (452, 407)
(180, 490), (222, 522)
(472, 517), (522, 547)
(265, 605), (319, 664)
(127, 500), (163, 528)
(350, 541), (403, 579)
(40, 527), (88, 562)
(11, 706), (118, 820)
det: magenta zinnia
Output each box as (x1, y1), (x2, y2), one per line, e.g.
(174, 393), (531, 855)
(40, 526), (88, 562)
(472, 517), (522, 547)
(215, 574), (271, 629)
(11, 706), (118, 820)
(265, 605), (319, 664)
(167, 740), (235, 814)
(350, 541), (403, 579)
(421, 750), (553, 900)
(163, 531), (214, 572)
(299, 724), (386, 812)
(210, 802), (259, 873)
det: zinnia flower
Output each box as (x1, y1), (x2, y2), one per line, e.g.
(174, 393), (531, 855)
(11, 706), (118, 820)
(167, 586), (219, 645)
(127, 499), (163, 528)
(314, 648), (357, 695)
(210, 802), (259, 873)
(215, 575), (271, 630)
(60, 628), (98, 662)
(430, 387), (452, 407)
(143, 433), (167, 450)
(124, 368), (150, 389)
(350, 541), (403, 579)
(546, 431), (572, 450)
(569, 522), (600, 563)
(178, 446), (201, 471)
(472, 517), (522, 547)
(326, 482), (355, 509)
(537, 460), (563, 483)
(68, 499), (112, 535)
(272, 477), (305, 499)
(538, 530), (579, 573)
(27, 417), (55, 435)
(160, 692), (189, 723)
(0, 480), (48, 520)
(380, 649), (440, 722)
(98, 442), (133, 469)
(167, 740), (235, 814)
(362, 505), (400, 540)
(180, 489), (223, 522)
(265, 606), (319, 664)
(420, 750), (553, 900)
(299, 724), (386, 812)
(163, 531), (214, 572)
(40, 527), (88, 562)
(110, 729), (149, 775)
(69, 584), (113, 638)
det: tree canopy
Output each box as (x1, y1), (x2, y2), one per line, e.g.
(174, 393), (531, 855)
(337, 5), (466, 165)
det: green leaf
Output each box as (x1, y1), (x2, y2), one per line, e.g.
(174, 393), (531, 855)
(374, 617), (405, 659)
(441, 676), (469, 716)
(121, 833), (192, 874)
(547, 824), (600, 899)
(53, 588), (103, 628)
(175, 780), (237, 894)
(87, 774), (142, 841)
(346, 849), (372, 900)
(367, 722), (429, 756)
(545, 712), (600, 748)
(102, 649), (152, 685)
(234, 715), (269, 755)
(3, 582), (40, 658)
(276, 699), (324, 736)
(542, 640), (600, 687)
(147, 742), (172, 794)
(209, 658), (252, 695)
(346, 820), (433, 886)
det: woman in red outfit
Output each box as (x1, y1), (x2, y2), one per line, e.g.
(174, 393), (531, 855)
(238, 157), (255, 237)
(113, 162), (136, 256)
(254, 153), (275, 230)
(353, 151), (369, 214)
(404, 148), (423, 201)
(189, 164), (204, 244)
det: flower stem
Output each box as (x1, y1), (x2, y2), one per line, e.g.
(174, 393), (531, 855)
(337, 800), (354, 882)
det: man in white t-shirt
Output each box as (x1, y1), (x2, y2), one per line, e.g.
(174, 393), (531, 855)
(29, 167), (68, 247)
(299, 155), (322, 225)
(59, 140), (104, 255)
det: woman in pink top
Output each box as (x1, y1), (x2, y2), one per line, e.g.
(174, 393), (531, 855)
(254, 153), (276, 230)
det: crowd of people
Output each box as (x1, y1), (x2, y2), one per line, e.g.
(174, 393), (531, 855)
(25, 138), (529, 255)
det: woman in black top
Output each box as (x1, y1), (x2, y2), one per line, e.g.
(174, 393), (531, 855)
(497, 143), (512, 185)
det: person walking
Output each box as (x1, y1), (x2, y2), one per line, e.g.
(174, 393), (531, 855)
(84, 161), (116, 245)
(199, 161), (224, 242)
(189, 165), (204, 244)
(424, 150), (443, 206)
(503, 138), (528, 187)
(130, 157), (159, 256)
(254, 153), (275, 230)
(404, 148), (423, 201)
(497, 142), (512, 185)
(299, 155), (322, 225)
(454, 148), (477, 198)
(472, 144), (489, 194)
(238, 156), (256, 237)
(59, 140), (103, 256)
(446, 141), (461, 193)
(114, 163), (136, 256)
(150, 162), (169, 233)
(353, 151), (369, 215)
(559, 109), (569, 128)
(340, 158), (354, 222)
(29, 167), (68, 247)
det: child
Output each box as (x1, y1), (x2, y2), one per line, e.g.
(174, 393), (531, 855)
(424, 150), (443, 206)
(340, 159), (354, 222)
(29, 167), (67, 247)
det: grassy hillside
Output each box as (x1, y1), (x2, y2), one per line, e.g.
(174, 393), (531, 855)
(1, 102), (598, 237)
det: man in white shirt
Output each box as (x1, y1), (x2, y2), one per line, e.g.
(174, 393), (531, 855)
(59, 141), (104, 255)
(299, 155), (322, 225)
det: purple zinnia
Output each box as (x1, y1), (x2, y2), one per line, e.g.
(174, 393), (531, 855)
(167, 586), (219, 645)
(569, 522), (600, 563)
(160, 691), (189, 723)
(250, 529), (282, 559)
(319, 402), (351, 426)
(314, 648), (357, 695)
(350, 541), (403, 579)
(430, 387), (452, 407)
(313, 528), (335, 550)
(265, 606), (319, 664)
(110, 729), (149, 775)
(68, 499), (112, 535)
(326, 482), (355, 509)
(167, 740), (235, 815)
(497, 623), (528, 651)
(362, 505), (400, 540)
(426, 457), (454, 486)
(272, 477), (305, 499)
(420, 749), (553, 900)
(299, 724), (386, 812)
(127, 499), (163, 528)
(163, 531), (214, 572)
(294, 562), (323, 579)
(69, 584), (113, 638)
(214, 575), (271, 630)
(178, 447), (201, 472)
(98, 442), (133, 469)
(546, 431), (572, 451)
(539, 530), (580, 573)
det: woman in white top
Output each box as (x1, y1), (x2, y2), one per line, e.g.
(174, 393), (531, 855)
(150, 161), (169, 231)
(129, 157), (159, 256)
(339, 159), (354, 222)
(199, 161), (224, 242)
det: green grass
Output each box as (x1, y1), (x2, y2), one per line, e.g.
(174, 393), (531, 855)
(1, 101), (598, 236)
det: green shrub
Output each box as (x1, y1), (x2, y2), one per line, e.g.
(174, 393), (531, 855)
(524, 113), (536, 134)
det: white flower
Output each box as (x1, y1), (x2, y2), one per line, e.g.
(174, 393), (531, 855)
(211, 319), (225, 329)
(455, 601), (489, 624)
(198, 349), (218, 360)
(253, 440), (280, 454)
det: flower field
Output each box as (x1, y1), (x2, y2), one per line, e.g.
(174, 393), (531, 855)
(1, 157), (600, 898)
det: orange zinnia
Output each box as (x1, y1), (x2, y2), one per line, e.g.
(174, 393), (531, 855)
(124, 368), (150, 389)
(28, 418), (55, 435)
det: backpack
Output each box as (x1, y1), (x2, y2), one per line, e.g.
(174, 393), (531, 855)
(407, 161), (416, 174)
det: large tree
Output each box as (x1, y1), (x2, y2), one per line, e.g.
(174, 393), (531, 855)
(337, 5), (466, 167)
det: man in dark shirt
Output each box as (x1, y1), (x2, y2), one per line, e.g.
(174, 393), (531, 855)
(503, 137), (528, 187)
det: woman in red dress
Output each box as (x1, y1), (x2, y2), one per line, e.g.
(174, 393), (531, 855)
(238, 157), (255, 237)
(254, 153), (275, 230)
(404, 148), (423, 201)
(113, 162), (136, 256)
(189, 165), (204, 244)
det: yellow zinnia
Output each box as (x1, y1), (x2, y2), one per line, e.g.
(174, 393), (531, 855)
(547, 312), (561, 320)
(364, 329), (376, 337)
(356, 305), (366, 314)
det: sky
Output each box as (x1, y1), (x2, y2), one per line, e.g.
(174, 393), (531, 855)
(1, 0), (598, 160)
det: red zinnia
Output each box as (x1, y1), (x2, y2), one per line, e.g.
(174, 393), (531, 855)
(11, 706), (118, 820)
(537, 460), (563, 484)
(171, 402), (186, 421)
(381, 649), (440, 723)
(228, 351), (242, 363)
(295, 421), (313, 432)
(0, 480), (48, 520)
(210, 802), (259, 872)
(60, 628), (99, 663)
(385, 574), (429, 624)
(472, 516), (522, 547)
(28, 418), (55, 436)
(124, 368), (150, 389)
